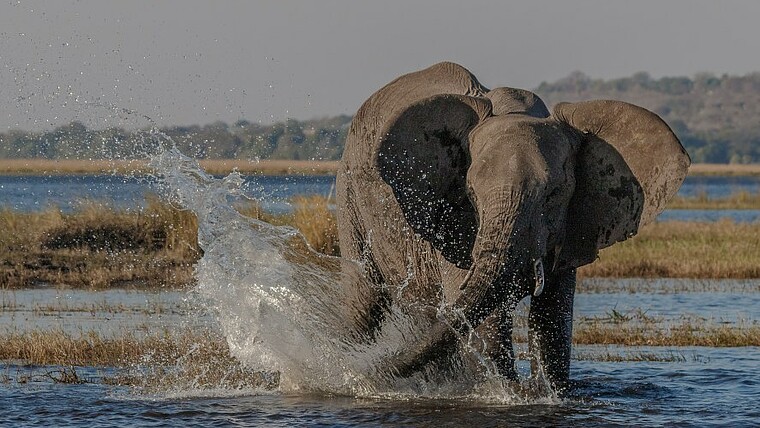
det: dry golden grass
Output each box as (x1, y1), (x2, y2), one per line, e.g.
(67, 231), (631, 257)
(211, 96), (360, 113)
(0, 158), (338, 176)
(290, 195), (340, 255)
(0, 159), (150, 175)
(510, 307), (759, 347)
(668, 190), (760, 209)
(0, 196), (201, 288)
(2, 160), (759, 177)
(0, 328), (277, 389)
(579, 220), (760, 279)
(199, 159), (338, 176)
(0, 195), (340, 288)
(3, 194), (760, 287)
(570, 320), (760, 347)
(688, 163), (760, 177)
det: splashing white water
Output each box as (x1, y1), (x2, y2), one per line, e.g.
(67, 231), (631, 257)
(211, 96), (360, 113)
(146, 135), (558, 403)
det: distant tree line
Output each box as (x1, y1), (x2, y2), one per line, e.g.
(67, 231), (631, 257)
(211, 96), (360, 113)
(535, 71), (760, 164)
(2, 71), (760, 163)
(0, 116), (352, 161)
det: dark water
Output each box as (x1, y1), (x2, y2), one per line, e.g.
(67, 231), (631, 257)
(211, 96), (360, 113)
(1, 347), (758, 427)
(2, 281), (758, 426)
(1, 174), (759, 221)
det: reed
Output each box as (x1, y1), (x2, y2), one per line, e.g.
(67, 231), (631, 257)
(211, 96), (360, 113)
(578, 220), (760, 278)
(668, 189), (760, 209)
(0, 328), (277, 390)
(688, 163), (760, 177)
(3, 195), (760, 288)
(0, 158), (339, 176)
(1, 159), (758, 177)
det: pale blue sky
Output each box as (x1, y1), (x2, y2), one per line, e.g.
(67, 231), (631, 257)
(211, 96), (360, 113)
(2, 0), (760, 130)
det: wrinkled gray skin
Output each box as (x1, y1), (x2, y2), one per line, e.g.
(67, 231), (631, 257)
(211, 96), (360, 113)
(336, 62), (690, 390)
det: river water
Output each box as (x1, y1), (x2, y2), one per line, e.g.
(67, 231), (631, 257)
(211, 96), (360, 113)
(1, 173), (759, 221)
(1, 280), (758, 427)
(1, 349), (758, 428)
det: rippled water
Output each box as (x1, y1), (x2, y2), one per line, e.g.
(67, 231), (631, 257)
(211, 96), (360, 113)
(0, 174), (334, 213)
(2, 345), (758, 427)
(1, 174), (758, 221)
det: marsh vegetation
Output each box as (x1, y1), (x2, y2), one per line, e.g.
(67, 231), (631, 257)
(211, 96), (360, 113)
(1, 193), (757, 288)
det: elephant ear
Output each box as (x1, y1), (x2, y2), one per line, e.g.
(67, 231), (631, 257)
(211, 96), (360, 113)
(554, 100), (690, 268)
(376, 94), (492, 269)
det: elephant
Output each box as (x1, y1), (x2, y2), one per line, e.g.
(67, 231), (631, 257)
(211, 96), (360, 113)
(336, 62), (690, 390)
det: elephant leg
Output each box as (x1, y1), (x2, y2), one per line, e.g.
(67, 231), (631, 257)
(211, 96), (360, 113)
(476, 306), (517, 379)
(528, 268), (576, 391)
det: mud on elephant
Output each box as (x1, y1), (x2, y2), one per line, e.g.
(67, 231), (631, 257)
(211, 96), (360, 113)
(336, 62), (689, 390)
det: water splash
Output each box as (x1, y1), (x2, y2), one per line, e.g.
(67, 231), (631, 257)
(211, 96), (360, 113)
(145, 135), (558, 403)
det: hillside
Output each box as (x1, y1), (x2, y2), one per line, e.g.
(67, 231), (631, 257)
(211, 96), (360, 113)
(1, 72), (759, 163)
(534, 72), (760, 163)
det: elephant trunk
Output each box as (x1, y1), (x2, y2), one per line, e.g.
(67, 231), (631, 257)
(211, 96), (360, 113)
(381, 188), (540, 377)
(455, 185), (540, 322)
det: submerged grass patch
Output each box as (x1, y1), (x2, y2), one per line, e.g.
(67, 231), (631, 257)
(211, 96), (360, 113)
(0, 317), (754, 388)
(0, 328), (277, 391)
(569, 319), (760, 347)
(571, 349), (705, 363)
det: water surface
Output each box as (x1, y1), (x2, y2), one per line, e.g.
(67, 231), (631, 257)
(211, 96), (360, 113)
(2, 345), (758, 427)
(1, 174), (758, 221)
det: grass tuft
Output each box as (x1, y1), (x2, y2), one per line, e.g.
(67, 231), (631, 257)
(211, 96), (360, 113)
(0, 328), (278, 390)
(579, 220), (760, 279)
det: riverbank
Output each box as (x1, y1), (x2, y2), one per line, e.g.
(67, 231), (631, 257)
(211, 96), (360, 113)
(0, 196), (337, 288)
(0, 159), (340, 176)
(1, 196), (758, 288)
(1, 159), (759, 177)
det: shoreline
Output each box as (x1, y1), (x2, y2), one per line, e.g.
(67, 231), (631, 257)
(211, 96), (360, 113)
(0, 159), (340, 176)
(1, 159), (759, 177)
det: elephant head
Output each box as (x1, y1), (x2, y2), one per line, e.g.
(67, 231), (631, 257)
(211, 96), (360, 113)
(372, 62), (689, 332)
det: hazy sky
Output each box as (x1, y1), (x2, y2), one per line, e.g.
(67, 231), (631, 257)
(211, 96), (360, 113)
(3, 0), (760, 130)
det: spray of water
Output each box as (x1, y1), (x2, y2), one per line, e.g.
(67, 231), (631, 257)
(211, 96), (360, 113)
(143, 131), (558, 404)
